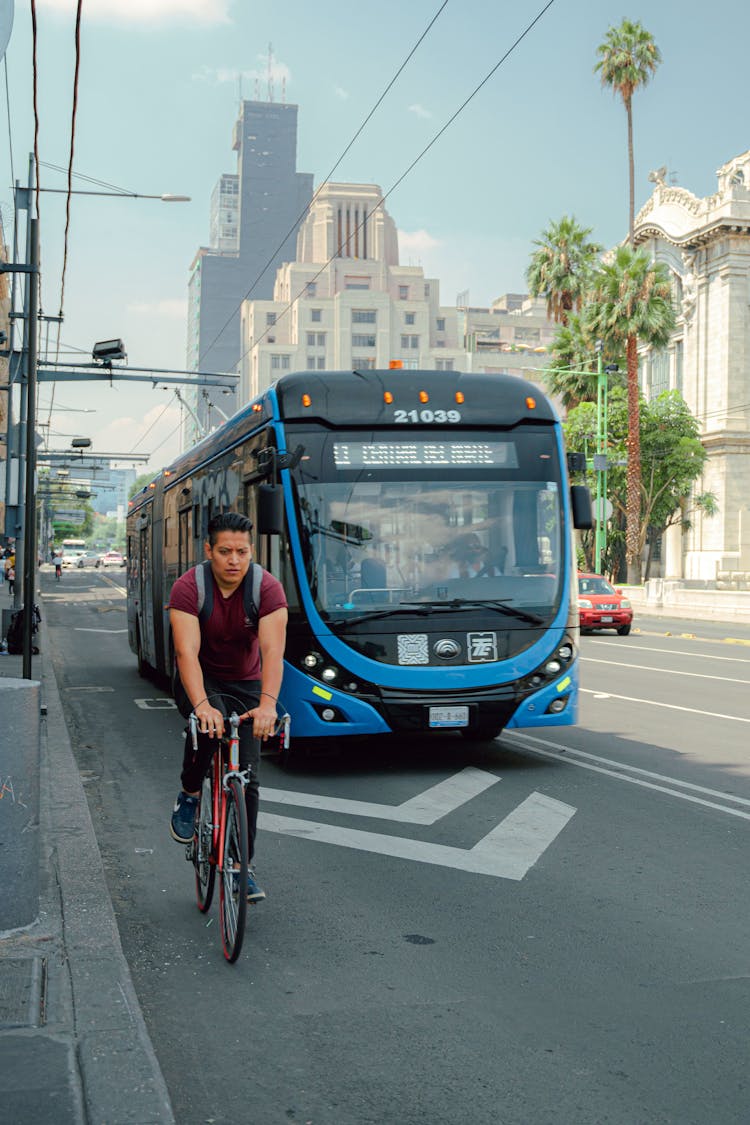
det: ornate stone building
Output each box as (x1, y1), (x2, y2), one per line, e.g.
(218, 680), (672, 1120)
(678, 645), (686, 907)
(634, 150), (750, 583)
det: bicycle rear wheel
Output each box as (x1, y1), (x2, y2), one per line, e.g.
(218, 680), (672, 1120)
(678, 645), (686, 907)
(194, 771), (216, 913)
(219, 777), (249, 963)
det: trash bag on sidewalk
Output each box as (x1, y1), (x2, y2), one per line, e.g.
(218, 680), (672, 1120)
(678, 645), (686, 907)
(6, 604), (42, 655)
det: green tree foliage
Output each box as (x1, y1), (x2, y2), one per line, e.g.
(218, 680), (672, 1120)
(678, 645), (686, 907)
(587, 245), (676, 583)
(131, 470), (156, 497)
(595, 19), (662, 243)
(565, 389), (714, 579)
(544, 311), (625, 409)
(526, 215), (602, 326)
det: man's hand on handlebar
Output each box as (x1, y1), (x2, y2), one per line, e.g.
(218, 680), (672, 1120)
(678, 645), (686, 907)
(241, 699), (278, 742)
(194, 703), (226, 738)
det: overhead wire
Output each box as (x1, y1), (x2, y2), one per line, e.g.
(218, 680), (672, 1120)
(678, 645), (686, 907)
(235, 0), (558, 371)
(198, 0), (451, 368)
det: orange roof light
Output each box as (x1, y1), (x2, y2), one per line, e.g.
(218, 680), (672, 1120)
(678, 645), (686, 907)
(384, 391), (394, 404)
(455, 391), (465, 404)
(389, 360), (403, 369)
(525, 396), (537, 410)
(149, 482), (157, 489)
(302, 393), (312, 407)
(419, 391), (429, 404)
(252, 403), (262, 413)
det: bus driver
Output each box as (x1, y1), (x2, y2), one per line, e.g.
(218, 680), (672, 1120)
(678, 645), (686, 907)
(168, 512), (288, 903)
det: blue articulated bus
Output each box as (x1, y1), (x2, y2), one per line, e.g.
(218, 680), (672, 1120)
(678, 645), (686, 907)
(127, 368), (592, 751)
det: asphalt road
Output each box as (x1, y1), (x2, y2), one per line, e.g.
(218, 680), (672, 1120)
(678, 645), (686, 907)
(42, 569), (750, 1125)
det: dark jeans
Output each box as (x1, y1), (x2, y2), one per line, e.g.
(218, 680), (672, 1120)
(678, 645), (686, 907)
(173, 673), (261, 862)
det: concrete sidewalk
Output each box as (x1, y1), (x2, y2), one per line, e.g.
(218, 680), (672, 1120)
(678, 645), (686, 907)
(0, 585), (174, 1124)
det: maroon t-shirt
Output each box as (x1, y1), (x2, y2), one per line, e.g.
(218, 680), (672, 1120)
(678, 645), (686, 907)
(169, 566), (287, 680)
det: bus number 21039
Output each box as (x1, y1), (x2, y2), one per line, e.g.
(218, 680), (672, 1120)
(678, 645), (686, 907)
(393, 408), (462, 424)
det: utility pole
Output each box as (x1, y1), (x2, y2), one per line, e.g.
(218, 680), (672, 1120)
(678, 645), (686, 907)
(21, 218), (39, 678)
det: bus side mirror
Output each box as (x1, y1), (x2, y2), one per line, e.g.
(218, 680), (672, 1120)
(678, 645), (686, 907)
(570, 485), (593, 530)
(257, 483), (284, 535)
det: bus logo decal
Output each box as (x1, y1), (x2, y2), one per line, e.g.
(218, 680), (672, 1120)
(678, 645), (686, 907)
(467, 632), (498, 662)
(434, 638), (461, 659)
(397, 634), (429, 665)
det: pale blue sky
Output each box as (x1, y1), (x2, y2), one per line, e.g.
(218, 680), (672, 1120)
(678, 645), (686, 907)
(3, 0), (749, 470)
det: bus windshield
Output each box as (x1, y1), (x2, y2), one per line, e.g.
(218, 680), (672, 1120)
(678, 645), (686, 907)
(289, 426), (565, 629)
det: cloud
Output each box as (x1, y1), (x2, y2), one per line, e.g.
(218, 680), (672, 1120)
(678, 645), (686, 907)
(37, 0), (231, 24)
(334, 86), (350, 100)
(127, 298), (188, 320)
(95, 404), (183, 469)
(408, 103), (432, 120)
(398, 228), (441, 258)
(193, 53), (291, 89)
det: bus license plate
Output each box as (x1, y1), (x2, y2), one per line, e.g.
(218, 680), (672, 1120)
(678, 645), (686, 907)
(429, 706), (469, 728)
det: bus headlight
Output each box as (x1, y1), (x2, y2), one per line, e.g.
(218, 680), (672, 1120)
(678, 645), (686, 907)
(544, 660), (562, 676)
(303, 652), (322, 669)
(321, 666), (338, 682)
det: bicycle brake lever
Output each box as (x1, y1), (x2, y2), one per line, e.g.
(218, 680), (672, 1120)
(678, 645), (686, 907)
(189, 713), (199, 753)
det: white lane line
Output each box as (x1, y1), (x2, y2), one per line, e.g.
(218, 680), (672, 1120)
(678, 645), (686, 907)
(591, 640), (750, 663)
(263, 766), (500, 825)
(74, 627), (128, 634)
(580, 687), (750, 724)
(505, 732), (750, 820)
(509, 731), (750, 808)
(582, 657), (750, 685)
(259, 793), (576, 880)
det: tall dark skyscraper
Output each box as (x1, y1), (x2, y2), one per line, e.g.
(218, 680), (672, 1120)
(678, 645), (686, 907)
(186, 99), (313, 437)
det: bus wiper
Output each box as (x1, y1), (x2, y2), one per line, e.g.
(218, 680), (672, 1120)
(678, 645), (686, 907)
(336, 605), (436, 629)
(400, 598), (545, 625)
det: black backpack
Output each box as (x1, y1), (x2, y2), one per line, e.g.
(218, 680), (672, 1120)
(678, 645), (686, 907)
(171, 563), (263, 715)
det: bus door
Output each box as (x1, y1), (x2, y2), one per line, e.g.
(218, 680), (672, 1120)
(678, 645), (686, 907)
(137, 511), (156, 665)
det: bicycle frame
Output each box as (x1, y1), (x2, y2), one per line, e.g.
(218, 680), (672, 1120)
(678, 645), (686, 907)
(189, 711), (251, 862)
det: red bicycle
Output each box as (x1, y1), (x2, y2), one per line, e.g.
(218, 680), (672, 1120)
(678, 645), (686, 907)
(187, 699), (290, 963)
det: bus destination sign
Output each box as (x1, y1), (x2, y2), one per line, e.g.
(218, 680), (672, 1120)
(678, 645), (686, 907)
(332, 440), (519, 470)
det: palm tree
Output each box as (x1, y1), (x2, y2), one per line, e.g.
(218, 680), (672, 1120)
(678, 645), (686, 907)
(588, 245), (676, 584)
(526, 215), (602, 326)
(595, 20), (662, 244)
(545, 309), (625, 409)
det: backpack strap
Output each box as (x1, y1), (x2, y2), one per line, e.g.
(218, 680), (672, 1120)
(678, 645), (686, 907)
(196, 560), (263, 629)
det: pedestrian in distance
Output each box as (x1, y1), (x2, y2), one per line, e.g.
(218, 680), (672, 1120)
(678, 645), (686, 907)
(6, 564), (15, 596)
(53, 551), (63, 581)
(0, 555), (5, 585)
(168, 512), (288, 903)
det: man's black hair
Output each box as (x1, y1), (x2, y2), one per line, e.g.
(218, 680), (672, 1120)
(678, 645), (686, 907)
(206, 512), (254, 545)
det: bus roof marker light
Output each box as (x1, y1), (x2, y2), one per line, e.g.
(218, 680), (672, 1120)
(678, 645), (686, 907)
(455, 391), (465, 404)
(419, 391), (429, 403)
(389, 360), (403, 369)
(526, 396), (537, 409)
(302, 394), (312, 408)
(384, 391), (394, 404)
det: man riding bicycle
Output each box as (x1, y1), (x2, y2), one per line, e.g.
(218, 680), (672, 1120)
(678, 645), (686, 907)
(168, 512), (288, 902)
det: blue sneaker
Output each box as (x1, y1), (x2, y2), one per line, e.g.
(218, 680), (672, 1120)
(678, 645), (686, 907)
(170, 791), (198, 843)
(247, 869), (266, 903)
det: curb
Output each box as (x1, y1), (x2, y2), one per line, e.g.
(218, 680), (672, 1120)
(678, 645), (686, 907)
(40, 613), (176, 1124)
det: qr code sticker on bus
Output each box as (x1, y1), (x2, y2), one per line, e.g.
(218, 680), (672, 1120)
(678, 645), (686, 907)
(397, 634), (429, 665)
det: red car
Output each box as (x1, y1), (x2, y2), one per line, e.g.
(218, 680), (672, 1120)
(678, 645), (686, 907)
(578, 572), (633, 635)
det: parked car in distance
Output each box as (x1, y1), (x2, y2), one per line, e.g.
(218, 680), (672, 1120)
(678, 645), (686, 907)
(61, 550), (85, 569)
(76, 550), (103, 569)
(100, 550), (125, 567)
(578, 572), (633, 635)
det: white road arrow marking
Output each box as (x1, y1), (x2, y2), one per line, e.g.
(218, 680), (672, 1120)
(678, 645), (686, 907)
(74, 627), (128, 633)
(259, 792), (575, 881)
(262, 766), (499, 824)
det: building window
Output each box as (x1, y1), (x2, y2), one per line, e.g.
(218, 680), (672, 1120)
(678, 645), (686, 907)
(435, 359), (454, 371)
(271, 355), (291, 371)
(345, 276), (370, 290)
(398, 285), (409, 300)
(405, 312), (415, 325)
(311, 309), (322, 322)
(307, 282), (317, 297)
(424, 284), (430, 297)
(401, 335), (419, 350)
(266, 312), (276, 326)
(352, 310), (376, 324)
(436, 318), (446, 332)
(317, 357), (326, 370)
(649, 348), (670, 399)
(353, 356), (377, 369)
(403, 359), (419, 370)
(352, 334), (376, 348)
(675, 339), (683, 394)
(307, 332), (316, 347)
(306, 356), (316, 370)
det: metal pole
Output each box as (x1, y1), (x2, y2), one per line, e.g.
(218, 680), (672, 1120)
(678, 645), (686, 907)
(594, 347), (605, 574)
(22, 218), (39, 679)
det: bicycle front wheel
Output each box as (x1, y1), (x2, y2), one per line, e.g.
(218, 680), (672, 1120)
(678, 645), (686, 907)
(219, 777), (249, 964)
(194, 771), (216, 913)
